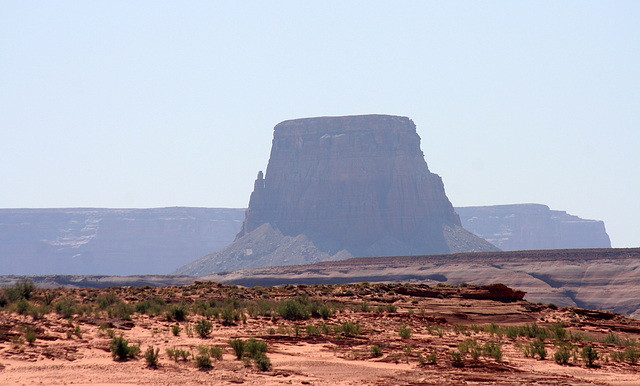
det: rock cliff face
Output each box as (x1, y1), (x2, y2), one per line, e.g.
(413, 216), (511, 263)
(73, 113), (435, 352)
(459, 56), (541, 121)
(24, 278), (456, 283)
(176, 115), (497, 276)
(455, 204), (611, 251)
(0, 208), (245, 275)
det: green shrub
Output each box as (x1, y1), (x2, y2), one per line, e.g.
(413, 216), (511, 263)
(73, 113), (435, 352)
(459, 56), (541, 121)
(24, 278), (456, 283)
(554, 344), (572, 365)
(171, 324), (181, 336)
(195, 352), (212, 369)
(319, 304), (333, 319)
(523, 338), (547, 360)
(278, 299), (310, 320)
(144, 346), (160, 368)
(451, 350), (464, 366)
(254, 353), (272, 371)
(74, 325), (82, 339)
(581, 345), (598, 367)
(210, 346), (224, 360)
(398, 325), (413, 340)
(483, 341), (503, 362)
(371, 345), (383, 358)
(306, 324), (320, 336)
(246, 338), (268, 358)
(624, 347), (639, 364)
(195, 319), (213, 338)
(4, 280), (37, 302)
(166, 304), (188, 322)
(340, 321), (362, 337)
(229, 338), (245, 359)
(25, 327), (36, 345)
(110, 335), (140, 360)
(166, 346), (190, 362)
(221, 306), (240, 326)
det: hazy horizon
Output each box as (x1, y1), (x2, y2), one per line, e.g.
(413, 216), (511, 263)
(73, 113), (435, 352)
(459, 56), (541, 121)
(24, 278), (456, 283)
(1, 2), (638, 248)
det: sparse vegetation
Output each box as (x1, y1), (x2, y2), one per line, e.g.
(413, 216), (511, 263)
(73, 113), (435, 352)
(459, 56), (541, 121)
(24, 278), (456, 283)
(2, 280), (640, 383)
(144, 346), (160, 368)
(195, 318), (213, 338)
(398, 325), (412, 339)
(110, 335), (140, 361)
(581, 345), (599, 367)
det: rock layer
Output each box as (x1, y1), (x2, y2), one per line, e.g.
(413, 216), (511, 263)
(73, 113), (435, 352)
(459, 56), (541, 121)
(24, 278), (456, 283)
(202, 248), (640, 317)
(455, 204), (611, 250)
(177, 115), (497, 276)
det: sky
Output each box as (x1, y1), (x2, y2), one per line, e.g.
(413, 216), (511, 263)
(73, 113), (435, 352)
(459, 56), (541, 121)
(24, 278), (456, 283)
(1, 1), (638, 248)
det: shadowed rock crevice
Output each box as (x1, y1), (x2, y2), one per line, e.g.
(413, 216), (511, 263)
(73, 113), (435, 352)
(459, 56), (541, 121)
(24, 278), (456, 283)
(176, 115), (498, 276)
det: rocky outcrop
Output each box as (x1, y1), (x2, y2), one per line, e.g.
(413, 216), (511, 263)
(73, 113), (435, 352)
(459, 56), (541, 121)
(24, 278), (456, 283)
(176, 115), (498, 276)
(455, 204), (611, 251)
(0, 208), (245, 275)
(202, 247), (640, 317)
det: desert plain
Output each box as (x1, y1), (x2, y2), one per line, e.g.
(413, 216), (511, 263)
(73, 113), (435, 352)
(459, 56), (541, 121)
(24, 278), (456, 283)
(0, 280), (639, 385)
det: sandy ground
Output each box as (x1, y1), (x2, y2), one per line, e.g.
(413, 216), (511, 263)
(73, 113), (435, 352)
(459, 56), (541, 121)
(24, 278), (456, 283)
(1, 282), (639, 385)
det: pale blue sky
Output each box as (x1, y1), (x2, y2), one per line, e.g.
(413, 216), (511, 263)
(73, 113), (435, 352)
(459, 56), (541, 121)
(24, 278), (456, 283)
(1, 1), (638, 248)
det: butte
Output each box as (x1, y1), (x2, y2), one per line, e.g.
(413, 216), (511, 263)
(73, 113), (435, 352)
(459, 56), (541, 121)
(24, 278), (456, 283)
(176, 114), (498, 276)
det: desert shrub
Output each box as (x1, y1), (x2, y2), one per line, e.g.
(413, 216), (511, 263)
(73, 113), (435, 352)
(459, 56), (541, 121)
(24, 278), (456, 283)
(319, 304), (333, 319)
(144, 346), (160, 368)
(385, 304), (397, 313)
(278, 299), (310, 320)
(484, 323), (501, 337)
(14, 298), (32, 315)
(171, 324), (181, 336)
(166, 304), (188, 322)
(25, 327), (36, 345)
(246, 338), (268, 358)
(306, 324), (320, 336)
(110, 335), (140, 360)
(54, 297), (79, 318)
(74, 325), (82, 339)
(221, 306), (240, 326)
(604, 332), (637, 347)
(135, 297), (166, 316)
(458, 339), (482, 360)
(355, 302), (371, 313)
(525, 338), (547, 360)
(166, 346), (190, 362)
(581, 345), (598, 367)
(554, 344), (573, 365)
(229, 338), (245, 359)
(483, 341), (503, 362)
(254, 353), (272, 371)
(549, 323), (568, 341)
(450, 350), (464, 366)
(195, 319), (213, 338)
(624, 347), (639, 364)
(371, 345), (383, 358)
(210, 346), (224, 360)
(97, 293), (122, 309)
(267, 327), (276, 335)
(195, 352), (212, 369)
(4, 280), (37, 302)
(398, 325), (413, 340)
(340, 321), (362, 337)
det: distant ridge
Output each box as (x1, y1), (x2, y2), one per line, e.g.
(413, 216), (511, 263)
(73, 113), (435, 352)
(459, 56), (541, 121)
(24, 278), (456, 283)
(456, 204), (611, 250)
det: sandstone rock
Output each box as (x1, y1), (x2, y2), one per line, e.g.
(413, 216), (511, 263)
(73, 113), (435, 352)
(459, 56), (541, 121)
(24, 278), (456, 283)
(177, 115), (497, 276)
(455, 204), (611, 250)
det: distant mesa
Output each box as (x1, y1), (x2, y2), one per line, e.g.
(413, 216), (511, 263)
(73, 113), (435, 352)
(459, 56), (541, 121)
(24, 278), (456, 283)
(0, 207), (245, 275)
(175, 114), (498, 276)
(456, 204), (611, 251)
